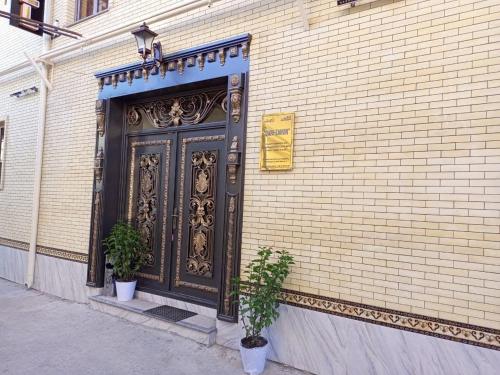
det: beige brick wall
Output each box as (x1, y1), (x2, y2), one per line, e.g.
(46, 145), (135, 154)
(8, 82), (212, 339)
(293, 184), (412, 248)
(0, 73), (40, 242)
(242, 0), (500, 328)
(0, 2), (41, 243)
(1, 0), (499, 328)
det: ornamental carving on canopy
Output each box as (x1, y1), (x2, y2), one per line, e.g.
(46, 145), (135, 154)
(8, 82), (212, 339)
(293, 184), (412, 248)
(127, 90), (227, 128)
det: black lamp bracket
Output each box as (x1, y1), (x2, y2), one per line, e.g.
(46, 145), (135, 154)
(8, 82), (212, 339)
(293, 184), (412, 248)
(153, 41), (163, 66)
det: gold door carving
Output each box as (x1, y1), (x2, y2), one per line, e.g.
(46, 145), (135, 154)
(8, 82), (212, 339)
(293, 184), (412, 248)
(128, 140), (171, 282)
(137, 154), (160, 266)
(187, 151), (217, 277)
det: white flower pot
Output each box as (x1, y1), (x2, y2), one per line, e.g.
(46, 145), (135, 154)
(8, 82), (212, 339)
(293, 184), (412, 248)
(115, 280), (137, 302)
(239, 339), (269, 375)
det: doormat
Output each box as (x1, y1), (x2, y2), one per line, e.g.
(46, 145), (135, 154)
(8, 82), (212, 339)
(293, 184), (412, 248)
(143, 305), (197, 322)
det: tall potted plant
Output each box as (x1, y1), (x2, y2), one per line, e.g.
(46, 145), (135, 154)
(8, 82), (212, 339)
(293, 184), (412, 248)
(103, 222), (148, 302)
(232, 246), (294, 375)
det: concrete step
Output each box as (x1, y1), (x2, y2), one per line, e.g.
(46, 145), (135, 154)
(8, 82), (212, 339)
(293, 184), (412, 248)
(89, 295), (217, 346)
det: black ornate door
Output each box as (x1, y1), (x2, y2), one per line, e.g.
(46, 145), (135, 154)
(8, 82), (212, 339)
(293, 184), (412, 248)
(171, 129), (226, 303)
(126, 134), (177, 286)
(124, 89), (230, 306)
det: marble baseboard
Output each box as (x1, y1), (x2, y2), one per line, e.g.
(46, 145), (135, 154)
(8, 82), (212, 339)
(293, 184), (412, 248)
(135, 290), (217, 318)
(32, 253), (96, 304)
(216, 303), (500, 375)
(0, 245), (93, 303)
(0, 245), (28, 285)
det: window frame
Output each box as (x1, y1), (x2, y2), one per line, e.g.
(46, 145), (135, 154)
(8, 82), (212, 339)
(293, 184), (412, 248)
(0, 116), (7, 191)
(74, 0), (108, 22)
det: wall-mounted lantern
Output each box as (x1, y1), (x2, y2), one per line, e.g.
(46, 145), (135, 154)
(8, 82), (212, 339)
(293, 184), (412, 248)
(131, 22), (163, 66)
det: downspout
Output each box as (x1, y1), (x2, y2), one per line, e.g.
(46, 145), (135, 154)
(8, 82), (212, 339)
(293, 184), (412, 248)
(25, 0), (53, 288)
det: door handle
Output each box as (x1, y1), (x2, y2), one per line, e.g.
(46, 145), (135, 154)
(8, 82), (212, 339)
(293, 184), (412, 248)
(172, 207), (179, 231)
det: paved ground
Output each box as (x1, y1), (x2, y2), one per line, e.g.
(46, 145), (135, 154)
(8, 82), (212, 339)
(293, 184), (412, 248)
(0, 278), (306, 375)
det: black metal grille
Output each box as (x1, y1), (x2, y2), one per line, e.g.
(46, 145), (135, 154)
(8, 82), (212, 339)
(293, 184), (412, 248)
(143, 305), (197, 322)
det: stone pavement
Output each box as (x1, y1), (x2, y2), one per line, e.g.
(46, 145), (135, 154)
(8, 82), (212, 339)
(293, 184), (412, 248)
(0, 278), (307, 375)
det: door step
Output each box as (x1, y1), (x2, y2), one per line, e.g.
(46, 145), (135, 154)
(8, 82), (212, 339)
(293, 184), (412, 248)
(89, 295), (217, 346)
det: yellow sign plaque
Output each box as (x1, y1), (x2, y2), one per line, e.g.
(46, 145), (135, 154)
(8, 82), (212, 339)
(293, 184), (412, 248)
(260, 113), (294, 171)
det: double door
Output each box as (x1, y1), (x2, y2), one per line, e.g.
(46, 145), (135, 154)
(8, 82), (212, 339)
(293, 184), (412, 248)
(125, 127), (226, 305)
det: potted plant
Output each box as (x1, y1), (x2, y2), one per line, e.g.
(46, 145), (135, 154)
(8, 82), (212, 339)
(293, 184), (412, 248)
(103, 222), (148, 302)
(232, 246), (294, 375)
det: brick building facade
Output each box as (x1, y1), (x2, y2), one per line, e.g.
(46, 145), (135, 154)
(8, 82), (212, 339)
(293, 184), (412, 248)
(1, 0), (499, 373)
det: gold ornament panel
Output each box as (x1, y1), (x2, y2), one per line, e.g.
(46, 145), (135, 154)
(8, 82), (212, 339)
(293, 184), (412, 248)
(127, 90), (227, 129)
(187, 150), (218, 278)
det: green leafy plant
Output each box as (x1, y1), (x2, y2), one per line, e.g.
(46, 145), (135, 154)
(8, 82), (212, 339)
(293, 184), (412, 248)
(232, 246), (294, 348)
(103, 222), (148, 282)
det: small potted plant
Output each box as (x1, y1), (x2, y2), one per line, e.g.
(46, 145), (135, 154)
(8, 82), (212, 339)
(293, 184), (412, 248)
(232, 246), (294, 375)
(103, 222), (148, 302)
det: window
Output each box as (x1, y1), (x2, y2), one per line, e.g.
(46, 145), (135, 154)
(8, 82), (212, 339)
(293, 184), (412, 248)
(75, 0), (108, 21)
(0, 120), (5, 189)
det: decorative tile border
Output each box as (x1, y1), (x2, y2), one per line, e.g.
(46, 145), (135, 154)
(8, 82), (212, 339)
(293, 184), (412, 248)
(36, 246), (88, 264)
(0, 237), (88, 264)
(0, 237), (29, 251)
(279, 288), (500, 351)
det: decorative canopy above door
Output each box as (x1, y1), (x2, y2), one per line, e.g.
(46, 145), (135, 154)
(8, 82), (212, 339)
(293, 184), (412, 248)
(95, 34), (250, 99)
